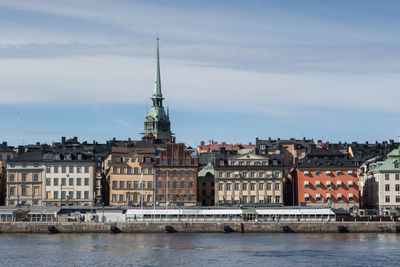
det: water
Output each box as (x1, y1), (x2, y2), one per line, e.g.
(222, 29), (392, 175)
(1, 233), (400, 266)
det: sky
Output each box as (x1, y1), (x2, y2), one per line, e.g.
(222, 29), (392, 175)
(1, 0), (400, 147)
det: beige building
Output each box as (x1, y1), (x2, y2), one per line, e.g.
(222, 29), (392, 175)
(214, 152), (283, 206)
(107, 147), (156, 206)
(6, 151), (44, 206)
(42, 151), (96, 206)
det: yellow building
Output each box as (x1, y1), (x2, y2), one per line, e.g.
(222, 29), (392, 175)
(107, 146), (156, 206)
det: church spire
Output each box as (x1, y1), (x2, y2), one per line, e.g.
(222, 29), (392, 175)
(153, 36), (162, 99)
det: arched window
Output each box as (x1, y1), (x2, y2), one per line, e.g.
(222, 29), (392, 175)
(180, 170), (185, 176)
(189, 170), (193, 176)
(173, 170), (178, 176)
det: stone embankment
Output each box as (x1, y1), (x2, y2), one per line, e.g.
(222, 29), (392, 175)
(0, 221), (400, 234)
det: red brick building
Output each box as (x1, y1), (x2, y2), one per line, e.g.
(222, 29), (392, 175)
(155, 143), (199, 206)
(294, 148), (359, 212)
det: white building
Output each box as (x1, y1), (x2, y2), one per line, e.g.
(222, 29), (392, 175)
(42, 151), (96, 206)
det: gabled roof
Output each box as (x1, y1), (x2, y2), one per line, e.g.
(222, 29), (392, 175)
(198, 163), (214, 177)
(387, 148), (400, 157)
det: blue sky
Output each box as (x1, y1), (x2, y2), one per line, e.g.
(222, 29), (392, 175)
(0, 0), (400, 146)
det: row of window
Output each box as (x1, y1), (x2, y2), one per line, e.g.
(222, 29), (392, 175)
(9, 186), (40, 196)
(218, 195), (281, 204)
(47, 191), (90, 200)
(229, 160), (268, 167)
(155, 181), (194, 189)
(45, 177), (90, 187)
(385, 195), (400, 203)
(304, 180), (355, 188)
(384, 174), (400, 180)
(113, 167), (152, 175)
(111, 193), (152, 203)
(218, 171), (280, 179)
(384, 184), (400, 192)
(8, 200), (40, 206)
(218, 182), (280, 191)
(9, 162), (39, 168)
(158, 170), (194, 177)
(161, 159), (192, 166)
(9, 173), (39, 182)
(46, 165), (90, 174)
(304, 193), (355, 202)
(112, 181), (153, 190)
(114, 157), (152, 163)
(157, 194), (195, 202)
(304, 170), (354, 177)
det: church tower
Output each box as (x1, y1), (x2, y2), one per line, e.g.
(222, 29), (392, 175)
(141, 38), (173, 143)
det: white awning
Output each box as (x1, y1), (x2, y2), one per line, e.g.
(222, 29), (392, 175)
(348, 181), (354, 185)
(348, 193), (354, 197)
(304, 193), (310, 197)
(218, 196), (224, 201)
(304, 181), (309, 185)
(326, 171), (331, 175)
(337, 180), (342, 185)
(348, 171), (353, 175)
(326, 193), (331, 198)
(316, 193), (321, 197)
(234, 196), (240, 201)
(304, 171), (310, 176)
(326, 181), (331, 185)
(337, 193), (342, 197)
(316, 181), (321, 185)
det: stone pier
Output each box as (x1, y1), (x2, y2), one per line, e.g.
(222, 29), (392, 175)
(0, 221), (399, 233)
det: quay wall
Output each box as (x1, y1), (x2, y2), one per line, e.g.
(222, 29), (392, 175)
(0, 221), (399, 234)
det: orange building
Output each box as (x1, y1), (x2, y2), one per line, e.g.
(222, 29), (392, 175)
(295, 149), (359, 212)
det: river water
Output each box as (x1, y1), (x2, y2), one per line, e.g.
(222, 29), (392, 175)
(1, 233), (399, 266)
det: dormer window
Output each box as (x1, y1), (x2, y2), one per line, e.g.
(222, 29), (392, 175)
(395, 163), (399, 169)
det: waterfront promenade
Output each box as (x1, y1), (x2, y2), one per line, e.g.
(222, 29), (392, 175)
(0, 221), (399, 234)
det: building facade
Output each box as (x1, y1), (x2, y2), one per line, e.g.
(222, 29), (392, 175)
(214, 152), (284, 206)
(107, 146), (155, 206)
(362, 148), (400, 215)
(6, 151), (44, 206)
(295, 148), (359, 212)
(155, 143), (198, 206)
(197, 163), (215, 206)
(42, 151), (96, 206)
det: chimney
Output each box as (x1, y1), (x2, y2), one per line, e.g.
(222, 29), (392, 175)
(2, 142), (7, 146)
(73, 136), (78, 143)
(36, 142), (40, 145)
(61, 136), (66, 144)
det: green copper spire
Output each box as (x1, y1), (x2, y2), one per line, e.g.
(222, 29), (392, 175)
(141, 37), (173, 143)
(153, 36), (162, 99)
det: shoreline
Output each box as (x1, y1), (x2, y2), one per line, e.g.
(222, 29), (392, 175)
(0, 221), (399, 234)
